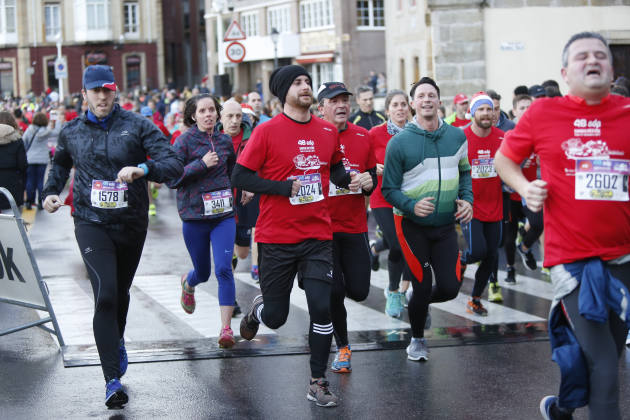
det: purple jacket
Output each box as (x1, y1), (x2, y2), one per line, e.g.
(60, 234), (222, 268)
(169, 125), (236, 221)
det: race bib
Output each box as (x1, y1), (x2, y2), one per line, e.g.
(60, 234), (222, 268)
(91, 180), (128, 209)
(202, 189), (233, 215)
(329, 170), (361, 197)
(575, 159), (629, 201)
(289, 173), (324, 205)
(471, 158), (497, 179)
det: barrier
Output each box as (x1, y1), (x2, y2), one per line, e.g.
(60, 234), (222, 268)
(0, 187), (64, 346)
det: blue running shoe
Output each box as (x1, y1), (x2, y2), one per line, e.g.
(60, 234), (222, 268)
(539, 395), (573, 420)
(385, 291), (403, 318)
(119, 338), (128, 377)
(105, 378), (128, 408)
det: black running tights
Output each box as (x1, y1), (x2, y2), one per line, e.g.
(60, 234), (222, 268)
(74, 223), (146, 382)
(330, 232), (371, 348)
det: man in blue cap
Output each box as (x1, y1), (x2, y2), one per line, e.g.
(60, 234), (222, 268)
(42, 65), (183, 408)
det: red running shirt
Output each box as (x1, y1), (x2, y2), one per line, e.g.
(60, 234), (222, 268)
(499, 94), (630, 267)
(451, 117), (470, 128)
(464, 125), (503, 222)
(327, 123), (376, 233)
(369, 123), (393, 209)
(237, 113), (343, 244)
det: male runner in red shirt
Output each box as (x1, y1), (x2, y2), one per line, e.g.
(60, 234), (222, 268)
(231, 65), (360, 407)
(316, 81), (376, 373)
(496, 32), (630, 420)
(461, 92), (504, 314)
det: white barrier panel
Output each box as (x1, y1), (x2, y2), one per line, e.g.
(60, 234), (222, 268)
(0, 214), (46, 307)
(0, 187), (64, 346)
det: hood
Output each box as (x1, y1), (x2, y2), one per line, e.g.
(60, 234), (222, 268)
(0, 124), (20, 145)
(404, 117), (447, 140)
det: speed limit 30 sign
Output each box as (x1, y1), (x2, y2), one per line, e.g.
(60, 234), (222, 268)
(226, 41), (246, 63)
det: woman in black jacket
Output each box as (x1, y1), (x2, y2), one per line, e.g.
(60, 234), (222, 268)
(0, 111), (27, 212)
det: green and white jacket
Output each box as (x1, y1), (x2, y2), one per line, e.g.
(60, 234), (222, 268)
(381, 118), (473, 227)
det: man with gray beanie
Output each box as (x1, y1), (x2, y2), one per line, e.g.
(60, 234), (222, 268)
(231, 65), (359, 407)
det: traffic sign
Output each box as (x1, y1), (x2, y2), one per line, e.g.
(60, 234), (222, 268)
(223, 20), (246, 41)
(54, 57), (67, 79)
(225, 41), (246, 63)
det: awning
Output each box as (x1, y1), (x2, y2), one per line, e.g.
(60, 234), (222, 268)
(295, 52), (334, 64)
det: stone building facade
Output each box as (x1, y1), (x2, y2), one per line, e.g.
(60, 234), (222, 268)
(386, 0), (630, 110)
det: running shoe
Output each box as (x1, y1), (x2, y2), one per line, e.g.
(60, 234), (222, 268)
(369, 240), (380, 271)
(505, 266), (516, 283)
(405, 288), (413, 308)
(466, 299), (488, 316)
(232, 253), (238, 270)
(539, 395), (574, 420)
(218, 326), (235, 348)
(406, 337), (429, 361)
(488, 283), (503, 303)
(251, 265), (259, 281)
(240, 295), (263, 340)
(517, 243), (538, 271)
(180, 274), (195, 314)
(626, 331), (630, 347)
(541, 267), (551, 277)
(307, 378), (338, 407)
(105, 378), (128, 408)
(150, 184), (159, 199)
(385, 291), (403, 318)
(148, 203), (157, 216)
(331, 345), (352, 373)
(232, 300), (242, 317)
(119, 338), (127, 378)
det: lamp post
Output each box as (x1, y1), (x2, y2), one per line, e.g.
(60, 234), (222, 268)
(270, 28), (279, 69)
(55, 33), (64, 102)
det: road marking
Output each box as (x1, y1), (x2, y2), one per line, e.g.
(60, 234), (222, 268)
(464, 264), (554, 301)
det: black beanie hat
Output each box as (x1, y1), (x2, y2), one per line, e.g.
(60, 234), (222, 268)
(269, 65), (312, 104)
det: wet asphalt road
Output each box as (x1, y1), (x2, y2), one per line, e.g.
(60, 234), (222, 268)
(2, 189), (630, 419)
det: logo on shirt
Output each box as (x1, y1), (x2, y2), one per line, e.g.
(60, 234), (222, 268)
(477, 149), (491, 158)
(562, 138), (615, 159)
(573, 118), (601, 137)
(293, 154), (322, 171)
(120, 130), (130, 137)
(298, 139), (315, 153)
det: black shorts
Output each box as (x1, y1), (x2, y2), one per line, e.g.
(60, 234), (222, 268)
(235, 225), (252, 247)
(258, 239), (333, 298)
(235, 191), (260, 228)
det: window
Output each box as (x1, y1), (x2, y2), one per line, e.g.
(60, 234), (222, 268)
(300, 0), (333, 31)
(0, 0), (16, 35)
(45, 3), (61, 40)
(47, 58), (59, 90)
(240, 11), (259, 37)
(356, 0), (384, 28)
(267, 5), (291, 34)
(0, 60), (13, 96)
(87, 0), (108, 31)
(125, 55), (141, 90)
(308, 62), (334, 92)
(123, 2), (139, 35)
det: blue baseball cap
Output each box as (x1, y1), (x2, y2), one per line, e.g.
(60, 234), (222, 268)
(83, 65), (117, 91)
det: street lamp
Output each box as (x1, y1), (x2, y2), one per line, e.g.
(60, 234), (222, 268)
(270, 27), (279, 69)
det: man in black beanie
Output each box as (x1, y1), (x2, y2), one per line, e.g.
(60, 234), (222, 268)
(231, 65), (359, 407)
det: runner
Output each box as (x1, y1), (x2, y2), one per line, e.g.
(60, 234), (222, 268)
(316, 81), (376, 373)
(368, 89), (413, 317)
(461, 93), (504, 312)
(495, 32), (630, 420)
(168, 94), (238, 348)
(42, 65), (183, 408)
(231, 65), (359, 407)
(382, 76), (473, 361)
